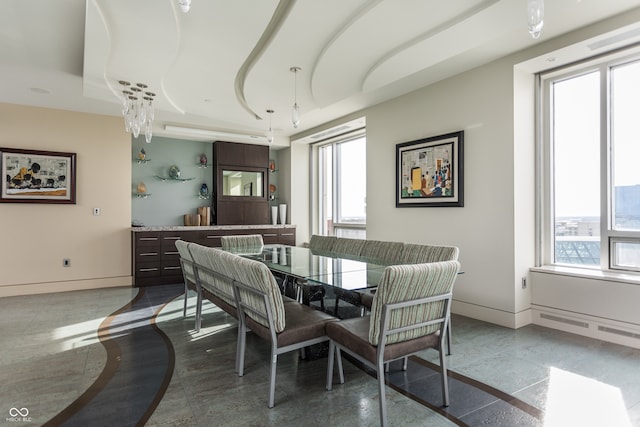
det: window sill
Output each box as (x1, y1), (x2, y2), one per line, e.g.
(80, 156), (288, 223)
(530, 265), (640, 285)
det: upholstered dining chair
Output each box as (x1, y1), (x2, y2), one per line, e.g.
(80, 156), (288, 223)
(176, 240), (199, 322)
(231, 254), (337, 408)
(325, 260), (460, 427)
(220, 234), (264, 251)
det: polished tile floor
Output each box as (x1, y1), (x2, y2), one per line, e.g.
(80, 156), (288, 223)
(1, 285), (639, 426)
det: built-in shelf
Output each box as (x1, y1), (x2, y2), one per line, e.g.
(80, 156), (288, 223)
(134, 193), (151, 198)
(155, 176), (195, 182)
(197, 163), (212, 168)
(134, 158), (151, 164)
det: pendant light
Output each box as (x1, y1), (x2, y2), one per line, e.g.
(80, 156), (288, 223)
(178, 0), (191, 13)
(527, 0), (544, 39)
(290, 67), (301, 128)
(266, 109), (274, 144)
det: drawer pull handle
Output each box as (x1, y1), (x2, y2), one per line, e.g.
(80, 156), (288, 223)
(164, 236), (180, 240)
(164, 251), (179, 255)
(206, 236), (220, 239)
(281, 233), (294, 236)
(263, 233), (277, 237)
(140, 237), (158, 241)
(139, 268), (159, 272)
(164, 266), (182, 270)
(140, 252), (158, 256)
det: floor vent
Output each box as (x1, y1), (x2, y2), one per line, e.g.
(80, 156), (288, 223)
(598, 326), (640, 340)
(540, 313), (589, 328)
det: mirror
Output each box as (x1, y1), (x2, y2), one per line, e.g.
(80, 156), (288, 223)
(222, 170), (264, 197)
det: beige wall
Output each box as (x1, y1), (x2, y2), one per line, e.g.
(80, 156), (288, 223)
(0, 104), (132, 296)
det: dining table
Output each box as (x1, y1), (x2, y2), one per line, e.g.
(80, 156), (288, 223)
(227, 244), (386, 311)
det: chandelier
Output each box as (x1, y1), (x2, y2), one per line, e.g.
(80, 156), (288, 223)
(527, 0), (544, 39)
(119, 81), (156, 143)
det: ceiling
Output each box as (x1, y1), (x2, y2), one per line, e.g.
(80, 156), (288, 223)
(2, 0), (640, 147)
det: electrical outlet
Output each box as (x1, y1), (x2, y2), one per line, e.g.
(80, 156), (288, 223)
(63, 258), (71, 267)
(521, 277), (527, 289)
(93, 207), (101, 216)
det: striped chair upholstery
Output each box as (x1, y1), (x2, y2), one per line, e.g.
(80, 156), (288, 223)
(308, 234), (337, 254)
(326, 260), (460, 426)
(359, 240), (404, 265)
(331, 237), (366, 258)
(220, 234), (264, 252)
(398, 243), (459, 264)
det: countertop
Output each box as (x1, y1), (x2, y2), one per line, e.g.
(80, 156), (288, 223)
(131, 224), (296, 232)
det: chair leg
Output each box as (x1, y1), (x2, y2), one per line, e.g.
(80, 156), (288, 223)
(195, 286), (202, 333)
(447, 322), (453, 355)
(237, 323), (247, 377)
(439, 346), (450, 407)
(402, 356), (408, 371)
(183, 283), (188, 317)
(326, 341), (335, 391)
(377, 359), (388, 427)
(268, 349), (278, 408)
(336, 347), (344, 384)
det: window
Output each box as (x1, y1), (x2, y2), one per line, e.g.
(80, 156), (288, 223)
(315, 132), (366, 238)
(541, 51), (640, 272)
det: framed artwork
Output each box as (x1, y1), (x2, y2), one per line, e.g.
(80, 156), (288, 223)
(1, 147), (77, 204)
(396, 131), (463, 207)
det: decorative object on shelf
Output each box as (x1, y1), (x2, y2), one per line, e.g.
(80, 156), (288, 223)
(279, 203), (287, 225)
(290, 66), (301, 128)
(184, 213), (200, 226)
(137, 182), (147, 194)
(199, 153), (208, 167)
(271, 206), (278, 225)
(266, 109), (274, 144)
(137, 148), (146, 162)
(119, 81), (156, 143)
(199, 183), (210, 199)
(269, 184), (276, 194)
(269, 159), (276, 171)
(169, 165), (181, 179)
(527, 0), (544, 39)
(197, 207), (211, 226)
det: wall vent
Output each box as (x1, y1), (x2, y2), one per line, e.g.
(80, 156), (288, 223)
(598, 326), (640, 340)
(540, 313), (589, 328)
(310, 125), (351, 140)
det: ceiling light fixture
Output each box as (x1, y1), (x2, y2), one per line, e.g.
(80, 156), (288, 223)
(266, 109), (275, 144)
(527, 0), (544, 39)
(119, 80), (156, 143)
(178, 0), (191, 13)
(290, 66), (301, 128)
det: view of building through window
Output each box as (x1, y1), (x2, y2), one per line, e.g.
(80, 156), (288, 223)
(548, 57), (640, 270)
(317, 135), (366, 238)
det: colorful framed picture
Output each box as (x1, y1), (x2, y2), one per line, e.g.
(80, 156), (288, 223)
(1, 147), (77, 204)
(396, 131), (464, 207)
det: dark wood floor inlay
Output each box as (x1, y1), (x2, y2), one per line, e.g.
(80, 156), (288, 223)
(44, 285), (182, 427)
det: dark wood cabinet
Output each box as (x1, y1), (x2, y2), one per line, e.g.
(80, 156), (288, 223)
(213, 141), (269, 225)
(132, 226), (296, 287)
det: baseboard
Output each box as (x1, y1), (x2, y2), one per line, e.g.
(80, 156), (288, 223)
(0, 276), (133, 297)
(452, 300), (531, 329)
(532, 305), (640, 350)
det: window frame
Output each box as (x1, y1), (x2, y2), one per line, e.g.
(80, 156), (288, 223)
(538, 49), (640, 274)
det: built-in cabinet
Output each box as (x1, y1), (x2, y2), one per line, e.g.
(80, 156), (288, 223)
(132, 226), (296, 286)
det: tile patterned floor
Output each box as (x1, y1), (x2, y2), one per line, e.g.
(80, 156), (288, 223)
(1, 285), (639, 426)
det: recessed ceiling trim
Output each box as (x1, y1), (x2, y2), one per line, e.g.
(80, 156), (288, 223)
(362, 0), (500, 93)
(234, 0), (296, 121)
(164, 124), (266, 142)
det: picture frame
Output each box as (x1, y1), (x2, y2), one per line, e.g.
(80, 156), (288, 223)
(396, 131), (463, 207)
(1, 147), (77, 204)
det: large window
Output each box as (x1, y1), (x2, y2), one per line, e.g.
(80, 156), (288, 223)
(315, 133), (366, 238)
(541, 52), (640, 272)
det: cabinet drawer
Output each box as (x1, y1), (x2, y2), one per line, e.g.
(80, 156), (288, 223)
(161, 259), (183, 276)
(136, 250), (160, 262)
(279, 229), (296, 245)
(135, 261), (161, 278)
(135, 232), (161, 247)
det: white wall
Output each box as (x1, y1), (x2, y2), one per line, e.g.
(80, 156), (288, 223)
(0, 104), (132, 296)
